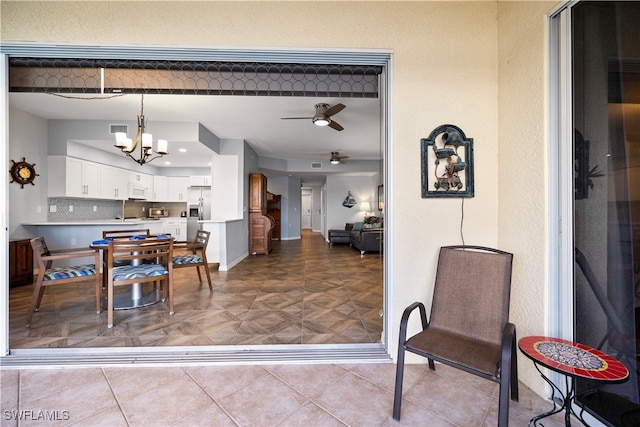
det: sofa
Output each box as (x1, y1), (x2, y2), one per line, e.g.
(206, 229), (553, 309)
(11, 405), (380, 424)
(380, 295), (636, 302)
(328, 223), (354, 246)
(350, 217), (383, 255)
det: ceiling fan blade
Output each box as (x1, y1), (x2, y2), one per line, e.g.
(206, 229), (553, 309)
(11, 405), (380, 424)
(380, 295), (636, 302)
(324, 103), (346, 117)
(328, 120), (344, 131)
(281, 117), (313, 120)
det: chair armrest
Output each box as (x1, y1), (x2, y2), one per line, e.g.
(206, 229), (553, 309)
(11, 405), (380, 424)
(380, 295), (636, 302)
(173, 242), (203, 253)
(501, 322), (516, 363)
(500, 322), (518, 401)
(398, 302), (428, 346)
(42, 249), (99, 262)
(49, 246), (96, 254)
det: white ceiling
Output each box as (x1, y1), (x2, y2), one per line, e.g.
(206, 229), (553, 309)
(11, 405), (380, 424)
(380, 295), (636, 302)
(9, 93), (382, 174)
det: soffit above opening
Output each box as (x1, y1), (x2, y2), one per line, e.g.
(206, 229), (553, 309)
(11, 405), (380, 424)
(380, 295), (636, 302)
(9, 58), (382, 98)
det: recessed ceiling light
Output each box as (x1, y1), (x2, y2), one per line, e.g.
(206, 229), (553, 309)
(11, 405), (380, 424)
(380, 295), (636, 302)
(179, 148), (187, 153)
(164, 161), (171, 165)
(208, 162), (212, 166)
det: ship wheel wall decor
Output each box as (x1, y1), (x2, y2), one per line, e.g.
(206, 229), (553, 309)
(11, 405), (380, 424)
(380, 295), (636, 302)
(421, 124), (474, 198)
(9, 157), (39, 188)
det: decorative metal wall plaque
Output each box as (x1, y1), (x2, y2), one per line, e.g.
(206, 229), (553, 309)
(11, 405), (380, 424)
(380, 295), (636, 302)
(421, 124), (474, 198)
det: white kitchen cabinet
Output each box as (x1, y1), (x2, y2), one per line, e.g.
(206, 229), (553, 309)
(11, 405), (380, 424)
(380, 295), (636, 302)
(100, 165), (127, 200)
(48, 156), (100, 198)
(147, 220), (163, 235)
(189, 175), (212, 187)
(152, 176), (168, 201)
(161, 217), (187, 240)
(167, 176), (189, 201)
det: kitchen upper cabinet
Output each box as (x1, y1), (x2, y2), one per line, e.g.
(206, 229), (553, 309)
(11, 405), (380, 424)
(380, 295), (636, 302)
(100, 165), (127, 200)
(152, 175), (168, 201)
(127, 171), (152, 200)
(48, 156), (100, 198)
(167, 176), (189, 202)
(189, 175), (212, 187)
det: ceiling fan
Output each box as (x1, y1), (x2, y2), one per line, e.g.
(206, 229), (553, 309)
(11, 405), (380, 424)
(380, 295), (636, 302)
(281, 103), (346, 131)
(330, 152), (349, 164)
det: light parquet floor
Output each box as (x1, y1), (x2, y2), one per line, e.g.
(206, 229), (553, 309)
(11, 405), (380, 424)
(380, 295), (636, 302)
(8, 230), (383, 348)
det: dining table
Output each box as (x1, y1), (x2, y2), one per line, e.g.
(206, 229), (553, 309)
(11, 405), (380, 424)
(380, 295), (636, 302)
(91, 234), (173, 310)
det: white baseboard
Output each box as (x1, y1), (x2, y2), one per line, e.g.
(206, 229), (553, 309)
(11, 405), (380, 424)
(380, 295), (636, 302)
(220, 251), (248, 271)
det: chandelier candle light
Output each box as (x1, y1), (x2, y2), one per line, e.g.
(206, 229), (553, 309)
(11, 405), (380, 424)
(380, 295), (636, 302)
(114, 94), (168, 165)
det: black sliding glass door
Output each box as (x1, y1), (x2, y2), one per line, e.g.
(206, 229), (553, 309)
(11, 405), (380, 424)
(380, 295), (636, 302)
(572, 2), (640, 424)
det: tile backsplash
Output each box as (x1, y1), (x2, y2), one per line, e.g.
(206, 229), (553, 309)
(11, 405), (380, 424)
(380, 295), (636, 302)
(124, 201), (187, 219)
(47, 198), (187, 222)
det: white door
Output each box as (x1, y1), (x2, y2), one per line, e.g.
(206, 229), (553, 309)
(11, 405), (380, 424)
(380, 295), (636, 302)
(301, 193), (312, 229)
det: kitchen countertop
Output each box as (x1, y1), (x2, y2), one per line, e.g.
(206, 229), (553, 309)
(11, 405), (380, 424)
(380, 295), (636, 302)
(23, 219), (165, 226)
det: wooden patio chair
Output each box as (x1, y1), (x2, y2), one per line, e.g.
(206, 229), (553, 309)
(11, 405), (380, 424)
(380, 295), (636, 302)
(26, 236), (100, 327)
(105, 237), (174, 328)
(393, 245), (518, 426)
(172, 229), (213, 291)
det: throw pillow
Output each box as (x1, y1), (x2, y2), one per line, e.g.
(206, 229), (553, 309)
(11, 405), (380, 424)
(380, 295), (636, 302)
(353, 222), (364, 231)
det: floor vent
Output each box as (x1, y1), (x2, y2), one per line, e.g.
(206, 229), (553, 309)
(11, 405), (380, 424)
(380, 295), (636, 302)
(110, 124), (128, 134)
(311, 162), (322, 169)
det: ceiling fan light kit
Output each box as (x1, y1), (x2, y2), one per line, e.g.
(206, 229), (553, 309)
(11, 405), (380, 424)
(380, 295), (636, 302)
(330, 152), (341, 164)
(282, 102), (346, 131)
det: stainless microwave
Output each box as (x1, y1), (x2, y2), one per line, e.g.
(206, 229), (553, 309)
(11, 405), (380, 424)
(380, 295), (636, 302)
(148, 207), (168, 218)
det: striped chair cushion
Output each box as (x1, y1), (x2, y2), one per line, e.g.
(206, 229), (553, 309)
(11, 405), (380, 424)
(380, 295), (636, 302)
(173, 254), (203, 265)
(43, 264), (96, 281)
(112, 264), (168, 281)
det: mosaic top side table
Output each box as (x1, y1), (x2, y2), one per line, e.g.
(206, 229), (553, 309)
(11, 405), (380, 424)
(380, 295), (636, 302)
(518, 336), (629, 426)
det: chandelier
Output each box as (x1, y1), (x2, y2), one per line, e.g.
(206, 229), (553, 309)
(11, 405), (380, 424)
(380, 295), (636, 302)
(114, 94), (168, 165)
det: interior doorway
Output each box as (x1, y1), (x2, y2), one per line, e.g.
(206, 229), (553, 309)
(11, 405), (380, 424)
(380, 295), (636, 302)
(301, 191), (313, 230)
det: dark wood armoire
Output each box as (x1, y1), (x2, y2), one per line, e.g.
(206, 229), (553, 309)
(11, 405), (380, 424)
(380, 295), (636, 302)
(249, 173), (275, 254)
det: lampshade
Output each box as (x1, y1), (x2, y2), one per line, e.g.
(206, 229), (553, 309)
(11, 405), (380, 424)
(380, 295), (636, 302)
(360, 202), (371, 212)
(114, 132), (127, 148)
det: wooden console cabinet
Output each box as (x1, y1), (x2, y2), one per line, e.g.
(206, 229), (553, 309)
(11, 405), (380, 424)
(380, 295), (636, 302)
(249, 173), (274, 254)
(9, 238), (33, 287)
(267, 192), (281, 240)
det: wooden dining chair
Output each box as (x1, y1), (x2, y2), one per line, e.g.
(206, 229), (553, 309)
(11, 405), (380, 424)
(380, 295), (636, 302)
(172, 229), (213, 291)
(102, 229), (151, 240)
(26, 236), (101, 328)
(105, 237), (174, 328)
(393, 245), (518, 426)
(100, 229), (150, 288)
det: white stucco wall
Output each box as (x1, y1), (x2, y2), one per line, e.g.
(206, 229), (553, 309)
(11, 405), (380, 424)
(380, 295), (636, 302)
(497, 0), (560, 393)
(1, 0), (562, 397)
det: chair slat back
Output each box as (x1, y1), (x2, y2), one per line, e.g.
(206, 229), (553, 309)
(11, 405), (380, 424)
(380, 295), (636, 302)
(103, 229), (150, 239)
(430, 245), (513, 346)
(107, 238), (173, 269)
(30, 237), (51, 270)
(194, 230), (210, 249)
